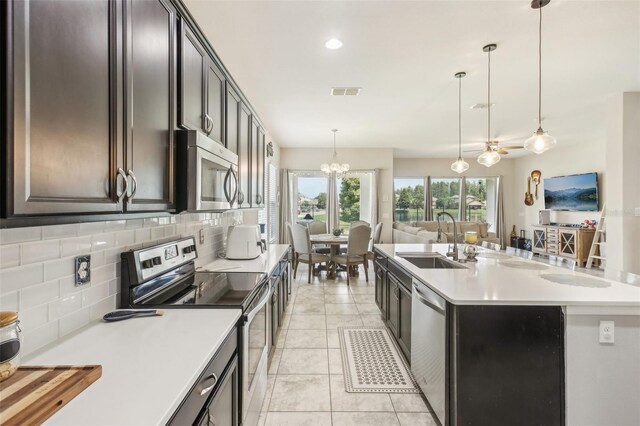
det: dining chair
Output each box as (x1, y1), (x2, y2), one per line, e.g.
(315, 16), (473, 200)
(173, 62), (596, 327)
(506, 246), (534, 260)
(481, 241), (501, 251)
(350, 220), (370, 228)
(332, 225), (371, 285)
(289, 223), (330, 283)
(307, 220), (327, 235)
(367, 222), (383, 261)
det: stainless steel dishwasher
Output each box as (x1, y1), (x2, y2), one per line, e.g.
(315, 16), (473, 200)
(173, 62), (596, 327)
(411, 278), (447, 425)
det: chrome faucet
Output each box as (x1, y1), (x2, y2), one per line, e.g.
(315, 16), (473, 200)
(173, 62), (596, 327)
(436, 211), (458, 261)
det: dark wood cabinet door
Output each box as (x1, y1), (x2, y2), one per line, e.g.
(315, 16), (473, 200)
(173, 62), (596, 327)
(7, 0), (124, 215)
(237, 103), (251, 208)
(205, 60), (225, 144)
(179, 21), (206, 133)
(398, 283), (412, 359)
(125, 0), (176, 212)
(250, 117), (260, 207)
(387, 275), (400, 338)
(256, 127), (265, 207)
(225, 83), (240, 155)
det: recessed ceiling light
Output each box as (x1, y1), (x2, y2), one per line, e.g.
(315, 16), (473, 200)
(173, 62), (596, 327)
(325, 38), (343, 50)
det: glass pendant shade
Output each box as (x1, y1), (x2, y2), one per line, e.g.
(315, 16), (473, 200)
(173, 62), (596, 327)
(477, 148), (501, 167)
(451, 157), (469, 173)
(524, 128), (556, 154)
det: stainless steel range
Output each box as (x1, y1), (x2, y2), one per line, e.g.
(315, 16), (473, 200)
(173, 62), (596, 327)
(120, 237), (269, 426)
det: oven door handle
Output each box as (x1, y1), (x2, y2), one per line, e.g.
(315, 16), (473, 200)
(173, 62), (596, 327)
(244, 286), (270, 324)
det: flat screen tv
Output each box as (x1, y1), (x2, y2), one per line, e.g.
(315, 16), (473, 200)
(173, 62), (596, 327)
(544, 172), (599, 211)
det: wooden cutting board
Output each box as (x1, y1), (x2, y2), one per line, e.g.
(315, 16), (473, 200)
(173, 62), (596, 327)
(0, 365), (102, 426)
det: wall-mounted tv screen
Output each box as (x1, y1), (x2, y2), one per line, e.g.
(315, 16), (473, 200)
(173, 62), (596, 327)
(543, 172), (599, 211)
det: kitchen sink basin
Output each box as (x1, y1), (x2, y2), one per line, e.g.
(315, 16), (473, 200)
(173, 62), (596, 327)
(396, 253), (467, 269)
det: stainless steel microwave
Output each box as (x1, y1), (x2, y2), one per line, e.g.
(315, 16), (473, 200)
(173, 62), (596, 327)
(176, 130), (238, 212)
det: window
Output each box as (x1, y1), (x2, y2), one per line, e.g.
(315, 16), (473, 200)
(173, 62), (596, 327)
(336, 172), (374, 232)
(464, 177), (499, 231)
(394, 178), (425, 223)
(292, 172), (329, 223)
(430, 177), (462, 220)
(267, 163), (278, 243)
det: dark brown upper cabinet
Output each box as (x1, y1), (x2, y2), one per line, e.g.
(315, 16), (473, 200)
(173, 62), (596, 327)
(253, 125), (265, 207)
(237, 103), (252, 209)
(5, 0), (125, 216)
(125, 0), (177, 212)
(179, 20), (225, 146)
(225, 83), (240, 155)
(250, 117), (260, 208)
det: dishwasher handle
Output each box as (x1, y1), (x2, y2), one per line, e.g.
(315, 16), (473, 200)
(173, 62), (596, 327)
(412, 282), (446, 315)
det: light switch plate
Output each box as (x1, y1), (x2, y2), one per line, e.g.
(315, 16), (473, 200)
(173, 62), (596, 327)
(75, 255), (91, 287)
(199, 229), (205, 244)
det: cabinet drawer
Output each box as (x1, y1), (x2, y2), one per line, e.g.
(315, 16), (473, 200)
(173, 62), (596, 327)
(547, 248), (558, 255)
(374, 251), (388, 269)
(170, 328), (238, 425)
(546, 243), (558, 250)
(387, 261), (411, 291)
(546, 228), (558, 235)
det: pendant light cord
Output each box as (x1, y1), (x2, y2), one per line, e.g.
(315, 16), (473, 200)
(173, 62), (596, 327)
(538, 4), (543, 128)
(458, 76), (462, 158)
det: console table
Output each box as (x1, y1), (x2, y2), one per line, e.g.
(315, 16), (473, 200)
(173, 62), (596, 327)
(531, 225), (596, 267)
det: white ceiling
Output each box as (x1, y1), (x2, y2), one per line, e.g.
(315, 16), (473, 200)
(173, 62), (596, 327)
(185, 0), (640, 158)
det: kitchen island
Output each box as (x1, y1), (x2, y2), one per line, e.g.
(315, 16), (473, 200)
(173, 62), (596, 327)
(374, 244), (640, 426)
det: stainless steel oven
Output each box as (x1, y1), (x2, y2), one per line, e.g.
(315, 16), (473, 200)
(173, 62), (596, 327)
(177, 130), (238, 212)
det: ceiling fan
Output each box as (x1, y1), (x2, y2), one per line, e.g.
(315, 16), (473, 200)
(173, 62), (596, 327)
(465, 140), (524, 156)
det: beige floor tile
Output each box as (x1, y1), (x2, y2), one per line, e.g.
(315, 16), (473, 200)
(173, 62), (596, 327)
(329, 375), (395, 412)
(269, 375), (331, 412)
(332, 412), (400, 426)
(348, 286), (376, 294)
(294, 294), (326, 305)
(323, 286), (351, 294)
(265, 412), (332, 426)
(324, 293), (355, 304)
(269, 348), (283, 374)
(293, 303), (326, 314)
(389, 393), (430, 413)
(261, 374), (278, 412)
(285, 329), (328, 349)
(276, 329), (287, 348)
(327, 329), (341, 348)
(279, 348), (329, 374)
(396, 412), (438, 426)
(328, 348), (344, 374)
(288, 314), (327, 330)
(356, 303), (381, 314)
(325, 303), (360, 315)
(360, 314), (386, 327)
(326, 314), (364, 330)
(351, 293), (376, 304)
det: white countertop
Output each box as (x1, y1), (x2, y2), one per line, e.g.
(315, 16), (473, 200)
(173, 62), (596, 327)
(24, 309), (241, 426)
(199, 244), (289, 274)
(376, 244), (640, 307)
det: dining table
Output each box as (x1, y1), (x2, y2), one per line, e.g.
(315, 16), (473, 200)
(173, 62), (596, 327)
(309, 233), (349, 279)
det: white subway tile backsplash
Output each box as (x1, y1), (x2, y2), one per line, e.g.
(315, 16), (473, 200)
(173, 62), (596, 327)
(59, 307), (91, 336)
(20, 303), (49, 329)
(61, 236), (92, 257)
(49, 292), (82, 320)
(0, 211), (241, 356)
(0, 291), (19, 311)
(0, 245), (20, 268)
(21, 239), (61, 264)
(0, 226), (42, 245)
(20, 279), (59, 309)
(22, 321), (59, 355)
(0, 263), (44, 293)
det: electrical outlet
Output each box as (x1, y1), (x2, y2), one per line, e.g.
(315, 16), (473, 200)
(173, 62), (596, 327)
(599, 320), (615, 344)
(635, 207), (640, 217)
(199, 229), (205, 244)
(75, 255), (91, 287)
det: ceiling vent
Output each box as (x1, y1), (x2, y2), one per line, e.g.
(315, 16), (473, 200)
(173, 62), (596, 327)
(470, 103), (495, 109)
(331, 87), (362, 96)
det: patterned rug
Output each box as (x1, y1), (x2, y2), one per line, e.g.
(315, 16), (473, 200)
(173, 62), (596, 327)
(338, 326), (420, 393)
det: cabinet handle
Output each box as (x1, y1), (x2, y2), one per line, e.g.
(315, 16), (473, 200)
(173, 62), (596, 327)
(237, 191), (244, 205)
(127, 170), (138, 200)
(116, 168), (129, 203)
(199, 373), (218, 396)
(256, 194), (262, 205)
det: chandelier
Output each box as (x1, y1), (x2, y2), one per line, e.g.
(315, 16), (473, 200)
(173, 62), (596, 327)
(321, 129), (350, 176)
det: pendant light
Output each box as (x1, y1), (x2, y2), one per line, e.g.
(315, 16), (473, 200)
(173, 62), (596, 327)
(524, 0), (557, 154)
(477, 44), (501, 168)
(451, 72), (469, 174)
(321, 129), (350, 176)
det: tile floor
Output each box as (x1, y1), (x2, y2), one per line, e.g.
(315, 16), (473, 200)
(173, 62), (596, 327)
(258, 262), (438, 426)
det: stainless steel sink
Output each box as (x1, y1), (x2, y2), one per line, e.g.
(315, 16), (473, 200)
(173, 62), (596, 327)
(396, 253), (467, 269)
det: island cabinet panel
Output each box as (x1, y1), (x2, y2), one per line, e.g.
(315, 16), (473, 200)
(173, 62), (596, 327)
(6, 0), (125, 215)
(450, 305), (565, 426)
(125, 0), (176, 212)
(374, 262), (387, 319)
(387, 273), (400, 338)
(397, 283), (412, 358)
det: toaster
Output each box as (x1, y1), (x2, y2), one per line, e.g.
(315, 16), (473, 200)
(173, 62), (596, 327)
(225, 225), (266, 260)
